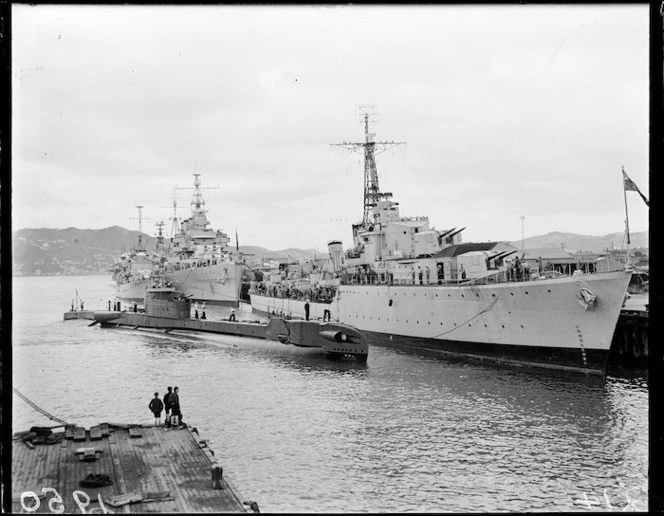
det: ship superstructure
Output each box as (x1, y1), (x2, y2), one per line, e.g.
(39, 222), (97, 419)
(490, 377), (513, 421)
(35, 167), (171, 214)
(111, 206), (156, 301)
(113, 174), (243, 306)
(250, 107), (632, 374)
(160, 174), (243, 305)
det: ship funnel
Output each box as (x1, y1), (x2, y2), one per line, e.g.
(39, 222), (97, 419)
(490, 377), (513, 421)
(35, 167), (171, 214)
(328, 240), (344, 272)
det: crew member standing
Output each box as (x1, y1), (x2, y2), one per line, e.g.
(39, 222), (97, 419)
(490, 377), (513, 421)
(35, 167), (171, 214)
(163, 386), (173, 427)
(148, 392), (164, 427)
(304, 300), (310, 321)
(170, 387), (181, 427)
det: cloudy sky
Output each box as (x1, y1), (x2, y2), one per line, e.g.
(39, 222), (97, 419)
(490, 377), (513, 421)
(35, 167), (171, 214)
(13, 4), (648, 251)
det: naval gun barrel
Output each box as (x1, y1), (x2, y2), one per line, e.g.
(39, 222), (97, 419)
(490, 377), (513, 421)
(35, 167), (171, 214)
(488, 249), (518, 263)
(438, 227), (457, 238)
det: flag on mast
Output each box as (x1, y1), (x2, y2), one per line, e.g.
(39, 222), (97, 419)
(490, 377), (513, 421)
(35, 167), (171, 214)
(622, 168), (649, 207)
(235, 229), (239, 251)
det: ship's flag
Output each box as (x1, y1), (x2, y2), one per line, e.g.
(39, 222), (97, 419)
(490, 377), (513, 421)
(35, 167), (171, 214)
(622, 168), (649, 207)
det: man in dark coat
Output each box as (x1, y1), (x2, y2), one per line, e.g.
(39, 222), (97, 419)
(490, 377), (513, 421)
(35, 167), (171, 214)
(163, 386), (173, 427)
(170, 387), (181, 427)
(148, 392), (164, 427)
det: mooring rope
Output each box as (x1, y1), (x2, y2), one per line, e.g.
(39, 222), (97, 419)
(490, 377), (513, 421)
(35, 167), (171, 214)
(12, 387), (70, 426)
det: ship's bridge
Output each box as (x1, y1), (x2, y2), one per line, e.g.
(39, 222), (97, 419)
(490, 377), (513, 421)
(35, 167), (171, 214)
(373, 197), (401, 224)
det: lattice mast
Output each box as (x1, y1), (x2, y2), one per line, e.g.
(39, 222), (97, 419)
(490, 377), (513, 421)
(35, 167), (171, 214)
(174, 171), (220, 229)
(130, 205), (150, 252)
(331, 105), (405, 225)
(164, 192), (182, 242)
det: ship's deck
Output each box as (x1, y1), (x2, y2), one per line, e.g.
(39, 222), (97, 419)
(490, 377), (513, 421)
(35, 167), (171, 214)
(12, 423), (253, 513)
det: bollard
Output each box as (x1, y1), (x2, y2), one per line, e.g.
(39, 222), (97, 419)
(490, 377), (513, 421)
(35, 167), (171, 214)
(211, 463), (223, 490)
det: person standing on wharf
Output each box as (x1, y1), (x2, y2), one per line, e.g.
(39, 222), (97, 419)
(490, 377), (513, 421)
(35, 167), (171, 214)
(170, 387), (181, 427)
(163, 386), (173, 427)
(148, 392), (164, 427)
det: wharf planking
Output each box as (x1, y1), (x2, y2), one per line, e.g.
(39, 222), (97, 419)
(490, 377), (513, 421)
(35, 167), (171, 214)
(12, 423), (254, 513)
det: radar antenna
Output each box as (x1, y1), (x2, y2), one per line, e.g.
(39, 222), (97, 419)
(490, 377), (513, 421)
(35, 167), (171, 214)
(331, 105), (405, 225)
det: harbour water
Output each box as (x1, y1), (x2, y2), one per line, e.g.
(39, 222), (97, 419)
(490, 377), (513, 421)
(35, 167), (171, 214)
(12, 275), (648, 512)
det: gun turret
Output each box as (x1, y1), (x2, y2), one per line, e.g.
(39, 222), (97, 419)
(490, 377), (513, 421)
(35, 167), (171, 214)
(489, 249), (518, 264)
(444, 227), (466, 243)
(487, 249), (515, 262)
(438, 228), (457, 245)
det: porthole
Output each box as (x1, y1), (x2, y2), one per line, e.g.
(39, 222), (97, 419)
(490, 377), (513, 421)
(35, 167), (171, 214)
(525, 291), (529, 295)
(521, 325), (524, 328)
(510, 292), (514, 296)
(491, 294), (496, 297)
(502, 324), (505, 328)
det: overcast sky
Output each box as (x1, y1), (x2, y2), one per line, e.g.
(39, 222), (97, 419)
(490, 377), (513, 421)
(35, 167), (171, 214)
(12, 4), (649, 251)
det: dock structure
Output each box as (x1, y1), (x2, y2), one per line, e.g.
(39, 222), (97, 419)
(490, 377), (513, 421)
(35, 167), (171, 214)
(12, 423), (256, 513)
(608, 308), (649, 369)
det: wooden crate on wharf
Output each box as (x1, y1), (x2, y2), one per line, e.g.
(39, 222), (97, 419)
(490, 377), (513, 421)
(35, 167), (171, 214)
(12, 423), (257, 513)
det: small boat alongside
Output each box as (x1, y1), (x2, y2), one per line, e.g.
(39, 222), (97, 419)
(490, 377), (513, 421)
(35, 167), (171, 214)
(87, 278), (368, 362)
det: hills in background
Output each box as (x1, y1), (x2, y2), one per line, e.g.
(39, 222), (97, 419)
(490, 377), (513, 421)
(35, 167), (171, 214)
(11, 226), (325, 276)
(507, 231), (647, 253)
(11, 226), (648, 277)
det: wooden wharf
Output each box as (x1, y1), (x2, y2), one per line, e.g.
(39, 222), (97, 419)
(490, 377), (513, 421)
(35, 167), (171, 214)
(12, 423), (256, 513)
